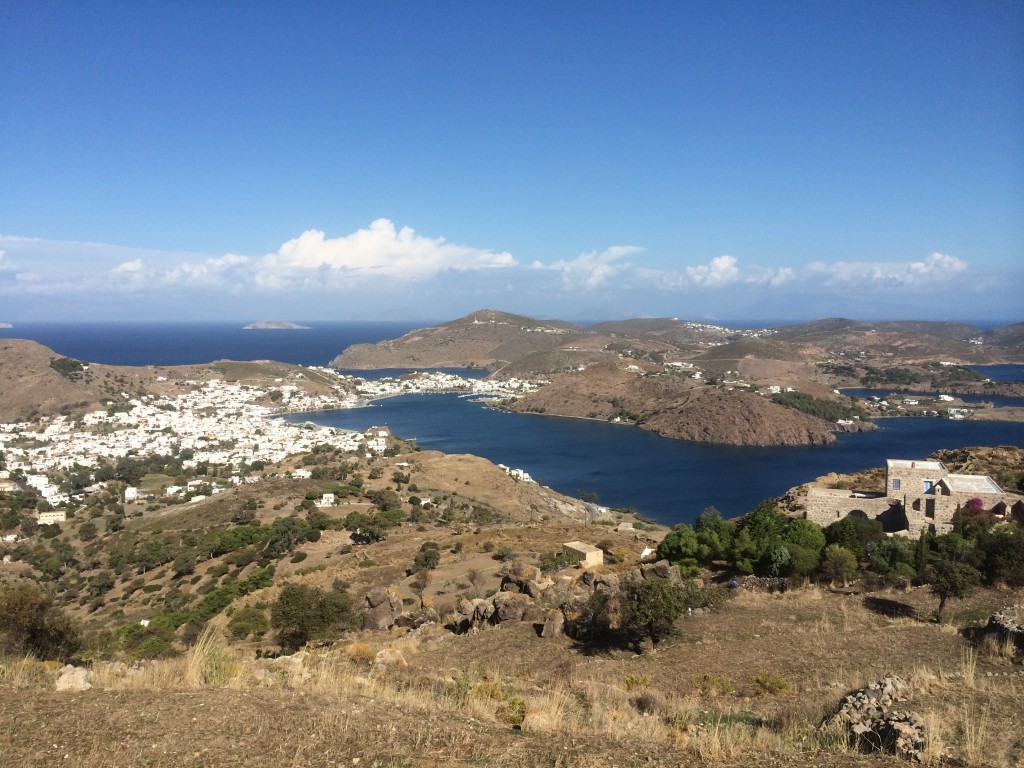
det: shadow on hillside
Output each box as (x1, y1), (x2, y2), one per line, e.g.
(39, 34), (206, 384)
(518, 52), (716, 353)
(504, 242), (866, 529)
(862, 595), (916, 619)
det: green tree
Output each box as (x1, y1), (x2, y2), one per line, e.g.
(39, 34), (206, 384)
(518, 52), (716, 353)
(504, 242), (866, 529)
(693, 507), (733, 561)
(730, 500), (787, 574)
(412, 547), (440, 572)
(656, 525), (701, 576)
(819, 544), (858, 586)
(77, 520), (98, 542)
(620, 578), (688, 650)
(0, 582), (82, 661)
(925, 559), (980, 622)
(271, 583), (359, 653)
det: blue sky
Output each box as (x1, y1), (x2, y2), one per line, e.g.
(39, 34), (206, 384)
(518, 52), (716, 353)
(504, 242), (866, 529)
(2, 1), (1021, 324)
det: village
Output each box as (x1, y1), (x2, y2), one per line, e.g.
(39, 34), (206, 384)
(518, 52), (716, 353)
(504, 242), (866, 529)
(0, 368), (546, 519)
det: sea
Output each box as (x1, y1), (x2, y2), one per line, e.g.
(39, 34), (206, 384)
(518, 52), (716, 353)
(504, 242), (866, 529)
(4, 321), (1024, 526)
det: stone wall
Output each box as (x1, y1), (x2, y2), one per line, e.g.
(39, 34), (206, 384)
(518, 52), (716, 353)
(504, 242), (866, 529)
(804, 488), (893, 528)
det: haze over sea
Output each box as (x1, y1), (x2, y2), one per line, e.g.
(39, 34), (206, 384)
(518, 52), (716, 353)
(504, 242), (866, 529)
(5, 321), (1023, 525)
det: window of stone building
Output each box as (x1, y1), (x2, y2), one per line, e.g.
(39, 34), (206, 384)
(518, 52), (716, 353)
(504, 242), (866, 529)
(892, 479), (901, 491)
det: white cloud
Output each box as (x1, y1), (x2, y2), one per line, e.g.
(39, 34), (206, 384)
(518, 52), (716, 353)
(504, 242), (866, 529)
(163, 253), (250, 287)
(807, 251), (968, 286)
(0, 250), (13, 272)
(685, 255), (740, 287)
(255, 219), (515, 289)
(537, 245), (644, 290)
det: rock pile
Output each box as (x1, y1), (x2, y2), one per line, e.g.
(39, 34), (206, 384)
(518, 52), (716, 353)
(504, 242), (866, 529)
(985, 605), (1024, 653)
(450, 591), (543, 632)
(827, 676), (926, 761)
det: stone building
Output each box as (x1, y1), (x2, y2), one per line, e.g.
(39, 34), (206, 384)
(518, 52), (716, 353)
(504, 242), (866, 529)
(804, 458), (1019, 537)
(562, 541), (604, 568)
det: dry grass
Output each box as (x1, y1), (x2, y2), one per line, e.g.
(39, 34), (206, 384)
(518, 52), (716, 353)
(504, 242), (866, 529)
(5, 584), (1024, 767)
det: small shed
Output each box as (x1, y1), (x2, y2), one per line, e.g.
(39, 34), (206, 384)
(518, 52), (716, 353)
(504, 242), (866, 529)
(562, 541), (603, 568)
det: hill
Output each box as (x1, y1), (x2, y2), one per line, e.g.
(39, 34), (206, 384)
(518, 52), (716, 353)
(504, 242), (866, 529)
(0, 338), (353, 422)
(503, 362), (838, 446)
(329, 309), (587, 371)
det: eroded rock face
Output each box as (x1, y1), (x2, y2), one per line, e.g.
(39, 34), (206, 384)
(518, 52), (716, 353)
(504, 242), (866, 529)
(827, 676), (926, 761)
(363, 586), (403, 631)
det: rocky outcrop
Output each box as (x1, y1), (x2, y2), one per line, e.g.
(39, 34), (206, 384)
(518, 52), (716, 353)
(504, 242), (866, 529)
(826, 676), (926, 761)
(983, 605), (1024, 652)
(363, 586), (404, 631)
(55, 665), (92, 692)
(500, 562), (553, 598)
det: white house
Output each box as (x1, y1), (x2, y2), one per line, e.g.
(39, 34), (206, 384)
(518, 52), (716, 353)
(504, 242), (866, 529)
(38, 510), (66, 525)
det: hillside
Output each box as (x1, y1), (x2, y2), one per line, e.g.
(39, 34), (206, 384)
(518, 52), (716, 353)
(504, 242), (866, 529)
(0, 339), (354, 422)
(504, 363), (838, 447)
(4, 427), (1024, 768)
(329, 309), (587, 371)
(330, 313), (1024, 374)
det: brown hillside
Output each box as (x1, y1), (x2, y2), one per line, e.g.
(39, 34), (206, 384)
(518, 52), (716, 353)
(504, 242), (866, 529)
(329, 309), (587, 370)
(506, 363), (837, 446)
(642, 389), (836, 447)
(0, 339), (354, 422)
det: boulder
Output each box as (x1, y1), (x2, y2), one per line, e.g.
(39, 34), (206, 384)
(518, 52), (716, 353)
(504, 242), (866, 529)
(492, 592), (531, 623)
(55, 665), (91, 692)
(541, 609), (564, 638)
(373, 648), (408, 668)
(594, 572), (620, 594)
(363, 586), (403, 631)
(640, 559), (680, 582)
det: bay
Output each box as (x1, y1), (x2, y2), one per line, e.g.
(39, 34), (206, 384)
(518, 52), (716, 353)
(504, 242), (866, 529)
(5, 321), (1023, 526)
(287, 394), (1024, 526)
(971, 364), (1024, 383)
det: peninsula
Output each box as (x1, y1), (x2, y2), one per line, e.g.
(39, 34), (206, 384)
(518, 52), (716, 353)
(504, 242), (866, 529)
(328, 310), (1024, 447)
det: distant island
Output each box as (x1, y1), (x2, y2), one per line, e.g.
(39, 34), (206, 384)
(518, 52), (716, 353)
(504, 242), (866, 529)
(243, 320), (311, 330)
(0, 322), (12, 328)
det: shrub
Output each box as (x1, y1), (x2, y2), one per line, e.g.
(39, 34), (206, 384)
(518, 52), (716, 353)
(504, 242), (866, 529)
(346, 642), (376, 667)
(752, 669), (793, 696)
(271, 582), (359, 653)
(0, 582), (82, 661)
(689, 672), (734, 696)
(500, 695), (528, 728)
(818, 544), (858, 585)
(623, 673), (651, 692)
(537, 550), (576, 573)
(227, 605), (269, 639)
(412, 548), (440, 572)
(290, 551), (308, 564)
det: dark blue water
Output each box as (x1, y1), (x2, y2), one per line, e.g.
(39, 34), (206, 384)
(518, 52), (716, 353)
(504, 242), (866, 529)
(971, 365), (1024, 383)
(0, 321), (419, 367)
(286, 394), (1024, 525)
(6, 321), (1022, 525)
